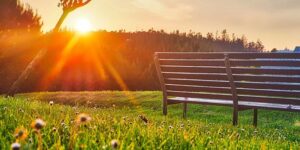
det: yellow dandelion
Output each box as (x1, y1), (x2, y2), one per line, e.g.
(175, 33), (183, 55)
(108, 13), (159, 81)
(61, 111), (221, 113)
(14, 127), (28, 140)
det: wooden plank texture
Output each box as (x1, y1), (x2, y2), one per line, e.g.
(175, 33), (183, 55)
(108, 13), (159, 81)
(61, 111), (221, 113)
(167, 90), (233, 100)
(164, 79), (230, 87)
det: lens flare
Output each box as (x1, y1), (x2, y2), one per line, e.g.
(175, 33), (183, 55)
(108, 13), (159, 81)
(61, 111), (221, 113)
(75, 18), (92, 33)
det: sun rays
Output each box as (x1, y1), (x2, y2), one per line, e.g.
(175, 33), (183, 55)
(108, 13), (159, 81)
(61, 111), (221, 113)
(38, 33), (141, 110)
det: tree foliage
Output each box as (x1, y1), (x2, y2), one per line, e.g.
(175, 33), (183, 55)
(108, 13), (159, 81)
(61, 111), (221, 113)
(0, 0), (42, 33)
(0, 29), (264, 93)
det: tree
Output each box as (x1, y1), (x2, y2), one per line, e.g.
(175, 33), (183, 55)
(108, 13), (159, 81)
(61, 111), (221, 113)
(0, 0), (42, 33)
(7, 0), (92, 97)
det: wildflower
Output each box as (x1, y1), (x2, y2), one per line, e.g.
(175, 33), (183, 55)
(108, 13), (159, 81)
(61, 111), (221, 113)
(184, 132), (189, 140)
(111, 139), (119, 149)
(11, 142), (21, 150)
(52, 127), (57, 132)
(31, 118), (46, 130)
(14, 127), (28, 140)
(49, 101), (54, 106)
(180, 124), (184, 129)
(169, 125), (174, 129)
(138, 115), (148, 124)
(3, 107), (7, 110)
(76, 113), (92, 124)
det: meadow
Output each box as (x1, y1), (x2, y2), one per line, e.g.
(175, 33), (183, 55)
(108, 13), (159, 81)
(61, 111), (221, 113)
(1, 91), (300, 149)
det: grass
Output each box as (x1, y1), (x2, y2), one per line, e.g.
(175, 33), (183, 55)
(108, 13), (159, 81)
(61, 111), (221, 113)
(1, 91), (300, 149)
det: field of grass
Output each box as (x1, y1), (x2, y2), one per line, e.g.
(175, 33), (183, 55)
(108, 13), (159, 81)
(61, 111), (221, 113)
(1, 91), (300, 149)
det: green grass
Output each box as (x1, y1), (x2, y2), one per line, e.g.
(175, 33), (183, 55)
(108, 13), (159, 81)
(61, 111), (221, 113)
(1, 91), (300, 149)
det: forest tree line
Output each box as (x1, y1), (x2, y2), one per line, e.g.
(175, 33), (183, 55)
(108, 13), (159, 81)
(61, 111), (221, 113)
(0, 0), (264, 93)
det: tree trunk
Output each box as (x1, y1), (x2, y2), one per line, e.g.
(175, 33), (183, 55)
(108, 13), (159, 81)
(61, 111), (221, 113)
(6, 11), (70, 97)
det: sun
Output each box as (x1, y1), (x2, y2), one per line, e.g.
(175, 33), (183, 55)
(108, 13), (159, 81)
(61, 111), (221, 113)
(75, 18), (92, 33)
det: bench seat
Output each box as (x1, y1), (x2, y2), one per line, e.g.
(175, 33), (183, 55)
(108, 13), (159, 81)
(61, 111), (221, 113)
(168, 97), (300, 111)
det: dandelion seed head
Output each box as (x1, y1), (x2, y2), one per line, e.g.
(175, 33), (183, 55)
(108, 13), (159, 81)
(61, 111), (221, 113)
(52, 127), (57, 132)
(11, 142), (21, 150)
(31, 118), (46, 130)
(111, 139), (119, 149)
(76, 113), (92, 124)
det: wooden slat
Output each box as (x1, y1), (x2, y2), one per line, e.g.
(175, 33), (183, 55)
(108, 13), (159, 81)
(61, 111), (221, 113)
(157, 52), (225, 59)
(238, 95), (300, 105)
(233, 74), (300, 83)
(228, 53), (300, 59)
(238, 101), (300, 112)
(167, 97), (233, 106)
(235, 82), (300, 90)
(237, 88), (300, 98)
(168, 97), (300, 112)
(161, 66), (226, 73)
(164, 79), (230, 87)
(167, 90), (233, 100)
(230, 60), (300, 67)
(232, 67), (300, 75)
(156, 52), (300, 59)
(159, 59), (225, 66)
(165, 84), (231, 93)
(163, 72), (228, 80)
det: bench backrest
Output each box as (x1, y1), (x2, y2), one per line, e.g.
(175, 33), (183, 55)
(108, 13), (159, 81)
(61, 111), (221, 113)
(154, 52), (300, 106)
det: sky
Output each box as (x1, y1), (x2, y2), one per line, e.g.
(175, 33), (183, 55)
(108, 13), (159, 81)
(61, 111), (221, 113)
(22, 0), (300, 50)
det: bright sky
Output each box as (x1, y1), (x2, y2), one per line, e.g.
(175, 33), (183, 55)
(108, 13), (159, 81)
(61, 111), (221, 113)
(22, 0), (300, 50)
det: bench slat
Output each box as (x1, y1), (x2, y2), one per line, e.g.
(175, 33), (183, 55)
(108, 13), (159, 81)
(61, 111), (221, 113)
(161, 66), (226, 73)
(165, 84), (231, 93)
(160, 59), (300, 67)
(227, 53), (300, 59)
(157, 52), (300, 59)
(237, 88), (300, 98)
(163, 72), (228, 80)
(238, 95), (300, 105)
(159, 59), (225, 66)
(236, 82), (300, 90)
(233, 74), (300, 83)
(157, 53), (225, 59)
(167, 90), (233, 100)
(232, 67), (300, 75)
(230, 60), (300, 67)
(168, 97), (300, 112)
(167, 97), (233, 106)
(164, 79), (230, 87)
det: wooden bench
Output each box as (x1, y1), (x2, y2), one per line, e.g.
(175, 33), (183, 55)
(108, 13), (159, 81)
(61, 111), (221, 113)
(154, 52), (300, 126)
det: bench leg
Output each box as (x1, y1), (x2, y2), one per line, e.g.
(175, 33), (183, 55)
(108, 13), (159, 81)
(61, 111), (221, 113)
(233, 107), (238, 126)
(183, 103), (187, 118)
(253, 108), (258, 127)
(163, 100), (167, 115)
